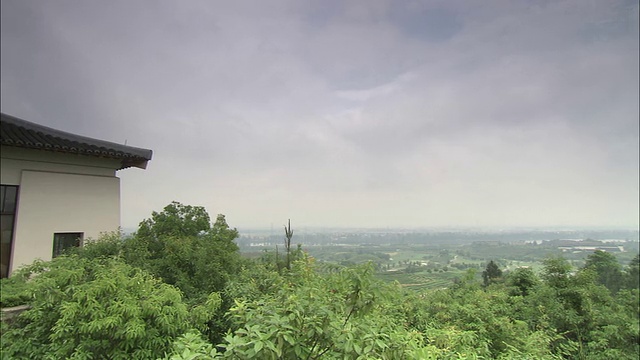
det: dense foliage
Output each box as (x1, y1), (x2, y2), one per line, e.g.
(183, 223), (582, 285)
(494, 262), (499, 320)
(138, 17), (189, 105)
(60, 202), (243, 305)
(1, 202), (638, 359)
(0, 257), (194, 359)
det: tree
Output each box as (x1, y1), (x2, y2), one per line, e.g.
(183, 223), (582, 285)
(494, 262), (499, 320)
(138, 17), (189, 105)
(541, 256), (572, 289)
(125, 203), (242, 303)
(211, 214), (239, 241)
(482, 260), (502, 287)
(507, 267), (539, 296)
(583, 250), (623, 293)
(284, 219), (293, 270)
(625, 254), (639, 290)
(137, 201), (211, 240)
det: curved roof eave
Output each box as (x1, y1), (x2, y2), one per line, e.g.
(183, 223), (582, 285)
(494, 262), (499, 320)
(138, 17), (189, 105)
(0, 112), (153, 170)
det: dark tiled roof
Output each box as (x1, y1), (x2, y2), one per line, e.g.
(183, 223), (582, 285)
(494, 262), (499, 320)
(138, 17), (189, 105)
(0, 112), (153, 170)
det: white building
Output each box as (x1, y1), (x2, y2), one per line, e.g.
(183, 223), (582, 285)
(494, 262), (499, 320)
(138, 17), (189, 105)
(0, 113), (152, 277)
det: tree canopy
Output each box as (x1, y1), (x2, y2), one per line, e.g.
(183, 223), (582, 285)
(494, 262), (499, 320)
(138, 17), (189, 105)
(583, 250), (623, 292)
(482, 260), (502, 287)
(137, 201), (211, 239)
(1, 203), (638, 359)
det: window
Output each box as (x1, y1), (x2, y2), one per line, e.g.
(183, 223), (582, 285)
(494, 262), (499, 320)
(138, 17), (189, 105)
(52, 232), (83, 258)
(1, 185), (19, 278)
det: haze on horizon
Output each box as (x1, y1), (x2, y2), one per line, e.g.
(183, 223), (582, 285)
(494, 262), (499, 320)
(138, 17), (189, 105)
(1, 0), (638, 230)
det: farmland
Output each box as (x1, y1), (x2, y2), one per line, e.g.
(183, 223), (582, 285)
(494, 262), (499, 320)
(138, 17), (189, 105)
(238, 228), (639, 290)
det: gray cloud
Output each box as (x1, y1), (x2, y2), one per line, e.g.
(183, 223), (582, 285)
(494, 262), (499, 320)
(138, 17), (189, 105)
(1, 0), (637, 229)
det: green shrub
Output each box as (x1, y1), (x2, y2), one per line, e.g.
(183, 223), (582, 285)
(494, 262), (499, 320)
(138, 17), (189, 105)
(161, 331), (221, 360)
(1, 256), (191, 360)
(219, 258), (433, 359)
(66, 230), (125, 259)
(0, 270), (35, 308)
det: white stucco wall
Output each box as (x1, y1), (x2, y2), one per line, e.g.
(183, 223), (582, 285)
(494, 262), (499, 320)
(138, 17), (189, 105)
(1, 147), (122, 274)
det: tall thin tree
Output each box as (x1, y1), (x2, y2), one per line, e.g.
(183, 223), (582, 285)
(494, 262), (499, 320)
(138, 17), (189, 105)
(284, 219), (293, 270)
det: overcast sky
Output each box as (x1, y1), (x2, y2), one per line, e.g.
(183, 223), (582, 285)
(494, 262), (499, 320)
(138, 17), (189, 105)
(1, 0), (638, 231)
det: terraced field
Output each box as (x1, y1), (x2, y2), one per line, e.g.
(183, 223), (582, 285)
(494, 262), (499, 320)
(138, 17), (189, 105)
(376, 270), (465, 291)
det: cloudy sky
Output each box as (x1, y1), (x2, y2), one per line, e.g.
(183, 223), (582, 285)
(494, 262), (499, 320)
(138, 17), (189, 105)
(1, 0), (638, 230)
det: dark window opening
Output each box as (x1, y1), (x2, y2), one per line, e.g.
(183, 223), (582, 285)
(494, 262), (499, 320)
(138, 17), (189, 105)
(1, 185), (19, 278)
(53, 232), (83, 258)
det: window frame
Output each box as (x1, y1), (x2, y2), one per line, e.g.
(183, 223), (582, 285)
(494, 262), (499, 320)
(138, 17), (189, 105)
(1, 185), (19, 278)
(52, 232), (84, 258)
